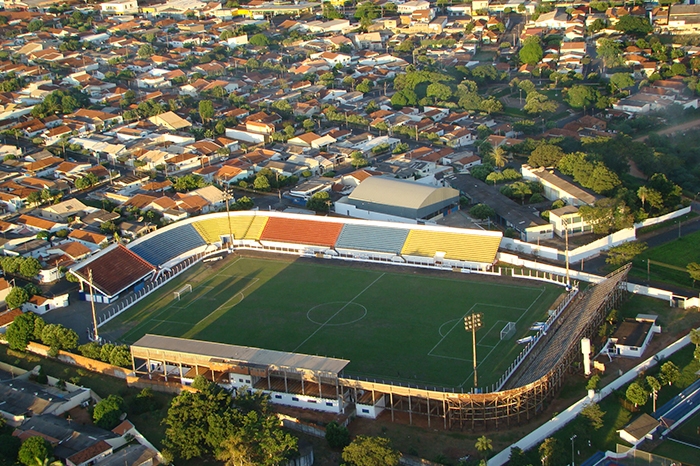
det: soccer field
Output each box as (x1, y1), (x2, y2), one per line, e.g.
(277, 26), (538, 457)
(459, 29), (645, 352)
(104, 255), (562, 389)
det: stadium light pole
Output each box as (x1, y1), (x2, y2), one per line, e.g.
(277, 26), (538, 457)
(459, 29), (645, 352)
(562, 217), (571, 289)
(224, 184), (234, 250)
(464, 312), (483, 389)
(88, 269), (99, 343)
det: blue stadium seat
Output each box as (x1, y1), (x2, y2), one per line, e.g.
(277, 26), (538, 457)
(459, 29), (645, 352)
(130, 224), (206, 266)
(335, 224), (409, 254)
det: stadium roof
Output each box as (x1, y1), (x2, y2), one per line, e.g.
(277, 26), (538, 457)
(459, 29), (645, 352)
(348, 177), (459, 211)
(72, 244), (155, 297)
(131, 334), (350, 375)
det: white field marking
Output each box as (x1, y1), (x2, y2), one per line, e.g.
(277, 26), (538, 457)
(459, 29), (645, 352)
(428, 354), (473, 363)
(293, 273), (385, 353)
(189, 278), (260, 327)
(459, 287), (547, 388)
(427, 304), (478, 356)
(479, 303), (528, 311)
(477, 319), (507, 346)
(151, 319), (193, 326)
(429, 316), (502, 363)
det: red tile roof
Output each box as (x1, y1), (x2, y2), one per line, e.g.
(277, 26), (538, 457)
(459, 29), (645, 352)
(74, 245), (155, 297)
(260, 217), (342, 247)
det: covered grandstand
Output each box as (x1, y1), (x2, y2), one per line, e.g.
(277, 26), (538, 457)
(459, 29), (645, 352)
(72, 212), (500, 303)
(124, 211), (502, 272)
(72, 244), (156, 303)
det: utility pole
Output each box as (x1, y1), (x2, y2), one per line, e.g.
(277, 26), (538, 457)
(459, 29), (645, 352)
(464, 312), (483, 388)
(570, 434), (577, 466)
(88, 269), (99, 343)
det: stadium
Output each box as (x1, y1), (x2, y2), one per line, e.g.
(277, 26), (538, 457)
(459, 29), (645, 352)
(69, 211), (629, 429)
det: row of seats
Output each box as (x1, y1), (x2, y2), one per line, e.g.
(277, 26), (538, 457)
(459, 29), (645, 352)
(129, 213), (501, 267)
(130, 223), (207, 267)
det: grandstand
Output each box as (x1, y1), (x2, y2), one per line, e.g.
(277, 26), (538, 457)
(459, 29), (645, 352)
(72, 244), (156, 303)
(126, 212), (502, 271)
(259, 217), (343, 247)
(335, 224), (409, 255)
(130, 223), (207, 267)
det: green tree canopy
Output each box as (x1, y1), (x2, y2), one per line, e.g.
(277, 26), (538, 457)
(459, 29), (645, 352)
(469, 204), (495, 220)
(306, 191), (331, 212)
(565, 85), (599, 109)
(325, 421), (350, 449)
(606, 242), (647, 266)
(249, 33), (270, 47)
(519, 36), (543, 65)
(342, 436), (400, 466)
(198, 100), (215, 124)
(660, 361), (680, 386)
(579, 198), (634, 234)
(615, 15), (653, 35)
(610, 73), (634, 92)
(523, 91), (558, 115)
(580, 402), (606, 430)
(93, 395), (125, 430)
(18, 436), (50, 466)
(40, 324), (79, 354)
(137, 43), (155, 59)
(6, 286), (29, 311)
(626, 382), (648, 407)
(528, 144), (565, 168)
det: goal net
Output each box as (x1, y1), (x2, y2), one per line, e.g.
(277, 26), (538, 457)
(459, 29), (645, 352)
(500, 322), (516, 341)
(173, 284), (192, 301)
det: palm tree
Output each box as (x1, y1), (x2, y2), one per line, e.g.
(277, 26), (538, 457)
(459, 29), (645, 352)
(475, 435), (493, 459)
(637, 186), (648, 208)
(491, 146), (507, 170)
(34, 458), (62, 466)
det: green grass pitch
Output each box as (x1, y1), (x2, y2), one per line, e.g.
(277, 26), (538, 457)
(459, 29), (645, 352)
(631, 229), (700, 288)
(104, 256), (563, 389)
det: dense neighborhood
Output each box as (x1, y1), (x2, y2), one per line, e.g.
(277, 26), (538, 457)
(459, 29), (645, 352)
(1, 0), (700, 464)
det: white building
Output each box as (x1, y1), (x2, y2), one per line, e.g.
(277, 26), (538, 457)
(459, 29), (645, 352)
(100, 0), (139, 15)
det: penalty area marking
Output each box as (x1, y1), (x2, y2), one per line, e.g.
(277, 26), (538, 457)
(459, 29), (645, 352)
(307, 302), (368, 326)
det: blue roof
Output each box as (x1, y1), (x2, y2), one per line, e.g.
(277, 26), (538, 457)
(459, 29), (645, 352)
(335, 224), (409, 254)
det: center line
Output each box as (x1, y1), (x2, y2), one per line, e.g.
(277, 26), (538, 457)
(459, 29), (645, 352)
(293, 273), (384, 352)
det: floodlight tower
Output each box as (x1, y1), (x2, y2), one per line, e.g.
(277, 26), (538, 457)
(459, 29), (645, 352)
(464, 312), (483, 388)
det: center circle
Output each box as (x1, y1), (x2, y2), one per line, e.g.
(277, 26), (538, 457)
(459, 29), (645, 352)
(307, 302), (368, 326)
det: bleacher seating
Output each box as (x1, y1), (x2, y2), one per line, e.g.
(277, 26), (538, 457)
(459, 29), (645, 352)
(401, 230), (500, 264)
(245, 215), (269, 240)
(193, 216), (255, 244)
(130, 223), (206, 266)
(335, 224), (409, 254)
(260, 217), (343, 247)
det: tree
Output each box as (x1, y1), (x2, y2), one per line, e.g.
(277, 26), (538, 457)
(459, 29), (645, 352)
(565, 85), (599, 110)
(647, 376), (661, 411)
(580, 402), (606, 430)
(586, 374), (601, 391)
(302, 119), (315, 132)
(5, 312), (44, 351)
(475, 436), (492, 459)
(342, 436), (400, 466)
(605, 242), (647, 266)
(660, 361), (680, 386)
(172, 174), (205, 192)
(579, 198), (634, 234)
(40, 324), (79, 354)
(75, 172), (99, 190)
(626, 382), (648, 407)
(356, 79), (373, 94)
(351, 151), (369, 169)
(78, 341), (102, 360)
(27, 19), (44, 32)
(107, 345), (131, 367)
(615, 15), (653, 35)
(306, 191), (331, 212)
(18, 436), (50, 466)
(519, 36), (543, 65)
(524, 92), (557, 115)
(688, 263), (700, 287)
(253, 175), (270, 191)
(249, 33), (270, 47)
(19, 257), (41, 279)
(528, 144), (564, 168)
(597, 38), (624, 70)
(325, 421), (350, 449)
(426, 83), (452, 102)
(137, 44), (155, 59)
(610, 73), (634, 92)
(93, 395), (124, 429)
(539, 438), (566, 466)
(6, 286), (29, 310)
(470, 204), (495, 220)
(198, 100), (214, 124)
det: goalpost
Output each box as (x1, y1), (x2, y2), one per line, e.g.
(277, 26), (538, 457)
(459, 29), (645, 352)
(173, 284), (192, 301)
(500, 322), (516, 341)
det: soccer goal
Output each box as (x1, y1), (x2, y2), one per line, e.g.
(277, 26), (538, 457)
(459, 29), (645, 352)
(500, 322), (516, 341)
(173, 284), (192, 301)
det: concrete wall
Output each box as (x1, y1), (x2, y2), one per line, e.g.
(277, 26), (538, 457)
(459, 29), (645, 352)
(499, 238), (560, 260)
(265, 390), (341, 413)
(24, 342), (134, 379)
(634, 206), (691, 229)
(334, 201), (418, 224)
(568, 227), (636, 263)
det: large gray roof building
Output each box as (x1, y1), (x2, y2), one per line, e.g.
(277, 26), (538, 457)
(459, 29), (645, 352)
(344, 177), (459, 220)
